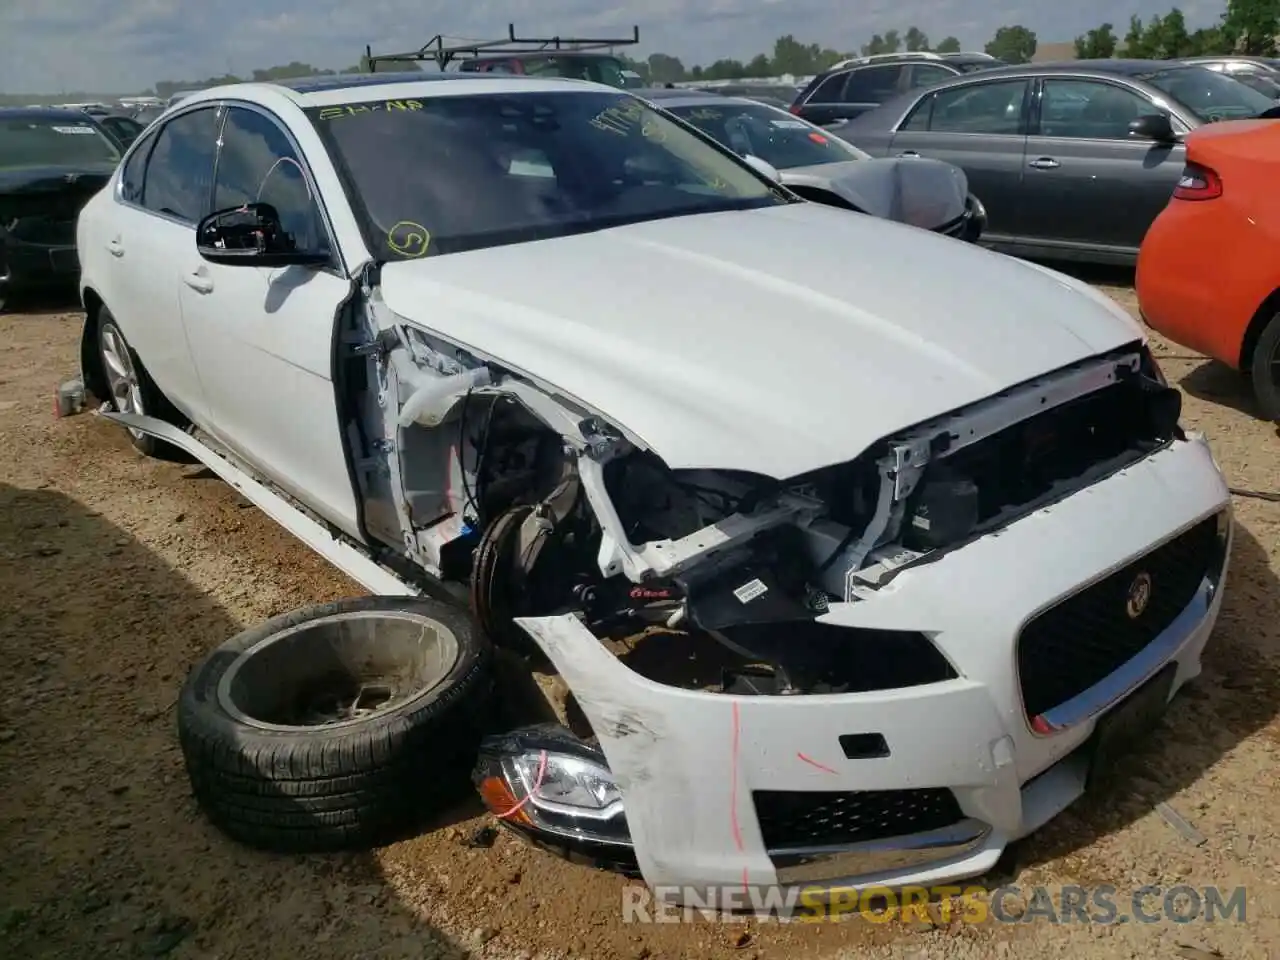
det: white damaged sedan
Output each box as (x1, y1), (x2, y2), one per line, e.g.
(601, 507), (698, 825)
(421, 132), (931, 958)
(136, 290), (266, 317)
(76, 72), (1231, 898)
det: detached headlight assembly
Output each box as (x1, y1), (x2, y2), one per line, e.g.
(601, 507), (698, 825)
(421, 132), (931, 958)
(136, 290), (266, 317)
(473, 723), (633, 852)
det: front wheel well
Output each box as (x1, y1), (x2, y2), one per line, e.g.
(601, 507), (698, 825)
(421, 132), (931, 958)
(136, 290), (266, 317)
(79, 287), (109, 403)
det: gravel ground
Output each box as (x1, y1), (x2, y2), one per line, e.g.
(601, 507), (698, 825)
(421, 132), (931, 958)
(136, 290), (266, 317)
(1, 280), (1278, 960)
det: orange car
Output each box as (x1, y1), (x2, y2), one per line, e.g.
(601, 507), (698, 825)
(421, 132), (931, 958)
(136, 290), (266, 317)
(1137, 118), (1280, 420)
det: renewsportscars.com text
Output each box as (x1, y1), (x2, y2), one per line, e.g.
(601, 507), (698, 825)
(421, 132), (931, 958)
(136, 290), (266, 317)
(622, 883), (1248, 924)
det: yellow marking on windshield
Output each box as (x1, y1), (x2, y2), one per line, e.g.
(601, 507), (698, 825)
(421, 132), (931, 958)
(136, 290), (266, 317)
(640, 119), (667, 142)
(387, 220), (430, 258)
(317, 100), (424, 121)
(590, 99), (645, 136)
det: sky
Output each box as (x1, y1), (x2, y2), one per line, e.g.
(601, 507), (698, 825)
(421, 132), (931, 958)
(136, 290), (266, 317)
(0, 0), (1229, 94)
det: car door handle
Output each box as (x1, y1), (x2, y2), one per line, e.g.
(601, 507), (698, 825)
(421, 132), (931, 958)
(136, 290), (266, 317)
(897, 150), (919, 157)
(183, 273), (214, 294)
(1028, 157), (1060, 169)
(106, 239), (125, 257)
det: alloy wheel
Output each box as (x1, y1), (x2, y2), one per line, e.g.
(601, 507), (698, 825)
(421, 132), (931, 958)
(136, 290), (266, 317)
(99, 321), (146, 441)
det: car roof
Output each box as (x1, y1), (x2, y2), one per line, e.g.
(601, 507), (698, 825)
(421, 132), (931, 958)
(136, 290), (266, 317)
(0, 105), (102, 122)
(179, 71), (608, 109)
(950, 59), (1203, 79)
(818, 52), (998, 75)
(1181, 54), (1271, 62)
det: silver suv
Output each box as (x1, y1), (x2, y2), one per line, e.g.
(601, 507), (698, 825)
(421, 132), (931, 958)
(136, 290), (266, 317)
(791, 51), (1006, 126)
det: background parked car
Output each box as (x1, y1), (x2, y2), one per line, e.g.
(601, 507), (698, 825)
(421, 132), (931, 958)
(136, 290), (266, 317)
(0, 107), (122, 310)
(1137, 118), (1280, 420)
(456, 51), (633, 87)
(94, 113), (147, 149)
(789, 51), (1006, 126)
(129, 105), (165, 127)
(1179, 55), (1280, 98)
(366, 24), (643, 91)
(693, 83), (804, 108)
(645, 88), (985, 241)
(832, 60), (1280, 265)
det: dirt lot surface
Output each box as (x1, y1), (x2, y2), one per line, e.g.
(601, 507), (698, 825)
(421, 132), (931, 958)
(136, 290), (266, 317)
(2, 278), (1279, 960)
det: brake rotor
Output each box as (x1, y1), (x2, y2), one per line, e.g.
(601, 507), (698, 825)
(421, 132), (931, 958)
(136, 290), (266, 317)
(470, 503), (540, 653)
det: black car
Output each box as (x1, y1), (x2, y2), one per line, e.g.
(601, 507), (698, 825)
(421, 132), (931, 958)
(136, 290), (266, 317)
(0, 107), (121, 309)
(790, 51), (1007, 126)
(95, 113), (147, 149)
(832, 59), (1280, 265)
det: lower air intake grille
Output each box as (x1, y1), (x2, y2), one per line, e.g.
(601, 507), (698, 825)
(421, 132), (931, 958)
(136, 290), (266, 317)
(753, 787), (964, 849)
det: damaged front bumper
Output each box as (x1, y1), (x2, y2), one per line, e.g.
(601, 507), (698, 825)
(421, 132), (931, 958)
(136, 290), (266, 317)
(499, 434), (1230, 898)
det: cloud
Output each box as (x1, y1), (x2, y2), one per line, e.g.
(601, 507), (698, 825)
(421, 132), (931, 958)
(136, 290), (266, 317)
(0, 0), (1227, 93)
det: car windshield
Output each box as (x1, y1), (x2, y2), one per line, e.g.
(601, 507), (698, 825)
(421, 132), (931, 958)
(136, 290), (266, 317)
(953, 59), (1005, 73)
(1139, 66), (1277, 120)
(0, 116), (122, 169)
(665, 101), (870, 169)
(307, 91), (786, 260)
(1236, 73), (1280, 98)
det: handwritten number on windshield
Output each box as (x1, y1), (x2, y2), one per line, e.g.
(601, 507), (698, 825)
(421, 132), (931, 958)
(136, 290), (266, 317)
(387, 220), (430, 257)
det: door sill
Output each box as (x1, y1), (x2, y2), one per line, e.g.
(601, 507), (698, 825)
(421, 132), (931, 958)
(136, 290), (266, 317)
(98, 410), (419, 597)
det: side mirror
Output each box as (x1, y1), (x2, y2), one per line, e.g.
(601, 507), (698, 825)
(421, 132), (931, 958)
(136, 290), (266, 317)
(195, 202), (328, 267)
(742, 154), (782, 182)
(1128, 113), (1176, 142)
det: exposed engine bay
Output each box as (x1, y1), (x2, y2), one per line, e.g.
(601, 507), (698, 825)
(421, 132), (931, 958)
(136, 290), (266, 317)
(340, 275), (1183, 699)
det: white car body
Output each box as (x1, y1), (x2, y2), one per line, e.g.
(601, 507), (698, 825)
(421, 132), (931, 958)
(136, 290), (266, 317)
(77, 73), (1231, 900)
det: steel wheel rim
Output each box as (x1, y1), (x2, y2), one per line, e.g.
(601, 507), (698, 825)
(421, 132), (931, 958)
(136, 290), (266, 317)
(216, 611), (463, 732)
(99, 322), (145, 440)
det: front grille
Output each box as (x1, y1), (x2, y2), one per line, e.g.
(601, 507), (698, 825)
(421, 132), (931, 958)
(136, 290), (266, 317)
(1017, 514), (1220, 719)
(753, 787), (964, 849)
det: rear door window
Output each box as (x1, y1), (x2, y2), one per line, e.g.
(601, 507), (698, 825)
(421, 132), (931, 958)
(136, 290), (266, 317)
(843, 65), (905, 103)
(914, 79), (1029, 134)
(804, 72), (849, 104)
(907, 64), (956, 90)
(119, 129), (158, 204)
(140, 106), (221, 222)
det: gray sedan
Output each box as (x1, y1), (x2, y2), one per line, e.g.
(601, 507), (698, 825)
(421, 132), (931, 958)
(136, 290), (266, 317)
(831, 60), (1280, 265)
(641, 88), (985, 241)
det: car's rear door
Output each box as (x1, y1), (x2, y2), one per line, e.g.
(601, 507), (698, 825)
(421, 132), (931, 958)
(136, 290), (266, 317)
(103, 105), (220, 421)
(1018, 77), (1186, 257)
(885, 76), (1033, 244)
(177, 103), (361, 538)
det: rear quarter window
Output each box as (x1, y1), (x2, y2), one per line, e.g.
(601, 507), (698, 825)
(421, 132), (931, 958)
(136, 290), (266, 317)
(804, 72), (849, 104)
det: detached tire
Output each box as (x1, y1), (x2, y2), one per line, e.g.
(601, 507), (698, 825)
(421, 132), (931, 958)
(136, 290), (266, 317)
(177, 596), (493, 853)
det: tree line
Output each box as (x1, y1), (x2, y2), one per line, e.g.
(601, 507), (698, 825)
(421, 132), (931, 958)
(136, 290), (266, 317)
(1075, 0), (1280, 59)
(7, 0), (1279, 105)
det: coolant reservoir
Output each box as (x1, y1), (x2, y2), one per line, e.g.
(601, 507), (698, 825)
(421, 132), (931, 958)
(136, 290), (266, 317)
(397, 366), (492, 428)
